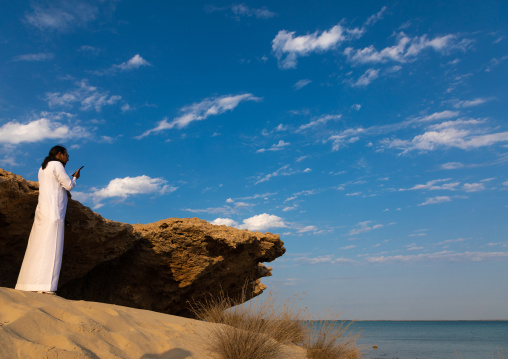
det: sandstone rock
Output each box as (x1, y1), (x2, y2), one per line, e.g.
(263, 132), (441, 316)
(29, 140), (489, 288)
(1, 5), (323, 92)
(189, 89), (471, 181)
(0, 168), (285, 318)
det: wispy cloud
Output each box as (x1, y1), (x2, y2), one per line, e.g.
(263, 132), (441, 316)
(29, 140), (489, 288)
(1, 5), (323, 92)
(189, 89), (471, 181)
(293, 255), (357, 264)
(94, 54), (151, 75)
(257, 140), (290, 153)
(406, 178), (461, 191)
(364, 6), (387, 26)
(440, 162), (465, 170)
(254, 164), (291, 184)
(206, 4), (276, 20)
(453, 98), (490, 108)
(329, 110), (459, 151)
(254, 164), (311, 185)
(298, 114), (342, 131)
(367, 251), (508, 263)
(349, 221), (384, 235)
(437, 238), (468, 245)
(13, 53), (54, 62)
(73, 175), (177, 209)
(137, 94), (260, 138)
(115, 54), (151, 71)
(24, 0), (100, 32)
(418, 196), (452, 206)
(462, 182), (486, 192)
(344, 33), (469, 65)
(45, 80), (122, 112)
(353, 68), (379, 87)
(272, 23), (363, 69)
(293, 79), (312, 90)
(383, 118), (508, 154)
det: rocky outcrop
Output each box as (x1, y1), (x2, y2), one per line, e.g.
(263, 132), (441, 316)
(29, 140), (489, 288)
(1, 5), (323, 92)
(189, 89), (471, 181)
(0, 168), (285, 318)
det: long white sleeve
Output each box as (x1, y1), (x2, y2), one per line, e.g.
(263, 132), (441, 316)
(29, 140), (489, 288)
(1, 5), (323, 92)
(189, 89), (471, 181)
(52, 161), (76, 191)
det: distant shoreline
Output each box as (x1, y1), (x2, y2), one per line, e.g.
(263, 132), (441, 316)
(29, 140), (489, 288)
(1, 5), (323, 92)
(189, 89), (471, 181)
(340, 319), (508, 322)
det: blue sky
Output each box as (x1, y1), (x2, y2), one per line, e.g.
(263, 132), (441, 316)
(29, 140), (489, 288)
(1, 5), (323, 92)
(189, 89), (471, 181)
(1, 0), (507, 320)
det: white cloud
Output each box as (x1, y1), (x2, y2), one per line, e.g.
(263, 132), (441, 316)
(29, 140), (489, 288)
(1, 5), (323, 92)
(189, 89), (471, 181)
(440, 162), (464, 170)
(13, 53), (54, 61)
(462, 183), (486, 192)
(352, 104), (362, 111)
(137, 94), (260, 138)
(407, 178), (460, 191)
(272, 23), (363, 69)
(344, 33), (466, 65)
(367, 251), (508, 263)
(93, 175), (176, 199)
(298, 114), (341, 131)
(503, 181), (508, 187)
(257, 140), (290, 153)
(453, 98), (489, 108)
(0, 118), (89, 144)
(293, 79), (312, 90)
(349, 221), (384, 236)
(346, 192), (362, 196)
(46, 80), (121, 112)
(383, 118), (508, 154)
(353, 68), (379, 87)
(25, 0), (99, 31)
(115, 54), (151, 71)
(261, 123), (289, 136)
(283, 204), (299, 212)
(229, 213), (287, 232)
(211, 218), (239, 227)
(418, 196), (451, 206)
(76, 175), (177, 209)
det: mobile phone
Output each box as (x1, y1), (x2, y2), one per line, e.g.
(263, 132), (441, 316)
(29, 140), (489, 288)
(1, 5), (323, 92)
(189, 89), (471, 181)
(72, 166), (84, 177)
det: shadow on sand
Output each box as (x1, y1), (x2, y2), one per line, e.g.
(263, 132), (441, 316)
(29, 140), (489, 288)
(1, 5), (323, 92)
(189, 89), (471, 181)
(140, 348), (193, 359)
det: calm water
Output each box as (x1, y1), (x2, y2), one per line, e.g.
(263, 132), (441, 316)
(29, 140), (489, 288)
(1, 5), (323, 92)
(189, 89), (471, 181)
(312, 321), (508, 359)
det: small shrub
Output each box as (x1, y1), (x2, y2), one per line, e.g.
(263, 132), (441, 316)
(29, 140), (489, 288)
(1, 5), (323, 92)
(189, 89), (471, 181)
(207, 323), (280, 359)
(305, 319), (362, 359)
(189, 287), (362, 359)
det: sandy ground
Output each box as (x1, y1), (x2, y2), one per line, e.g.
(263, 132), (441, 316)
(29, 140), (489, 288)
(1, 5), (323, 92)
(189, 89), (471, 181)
(0, 287), (306, 359)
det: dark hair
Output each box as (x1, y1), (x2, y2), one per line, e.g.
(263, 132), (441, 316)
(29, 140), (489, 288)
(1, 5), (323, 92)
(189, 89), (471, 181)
(41, 145), (67, 169)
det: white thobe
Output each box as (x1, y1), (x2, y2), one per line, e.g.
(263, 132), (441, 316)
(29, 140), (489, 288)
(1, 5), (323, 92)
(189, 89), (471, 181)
(15, 161), (77, 292)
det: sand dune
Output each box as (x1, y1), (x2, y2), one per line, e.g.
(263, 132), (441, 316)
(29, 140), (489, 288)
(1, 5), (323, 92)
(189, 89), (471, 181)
(0, 287), (306, 359)
(0, 287), (215, 358)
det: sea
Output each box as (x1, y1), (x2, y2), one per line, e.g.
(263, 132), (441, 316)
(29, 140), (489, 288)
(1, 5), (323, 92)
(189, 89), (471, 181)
(313, 320), (508, 359)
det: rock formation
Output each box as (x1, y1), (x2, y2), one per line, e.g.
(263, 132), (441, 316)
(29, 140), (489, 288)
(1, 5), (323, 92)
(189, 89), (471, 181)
(0, 168), (285, 318)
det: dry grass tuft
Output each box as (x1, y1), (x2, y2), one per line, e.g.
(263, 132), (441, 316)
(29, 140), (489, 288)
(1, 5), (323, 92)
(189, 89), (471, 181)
(189, 286), (362, 359)
(304, 319), (362, 359)
(206, 323), (281, 359)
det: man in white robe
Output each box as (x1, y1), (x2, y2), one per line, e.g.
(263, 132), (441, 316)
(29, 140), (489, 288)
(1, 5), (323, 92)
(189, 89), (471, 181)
(15, 146), (81, 294)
